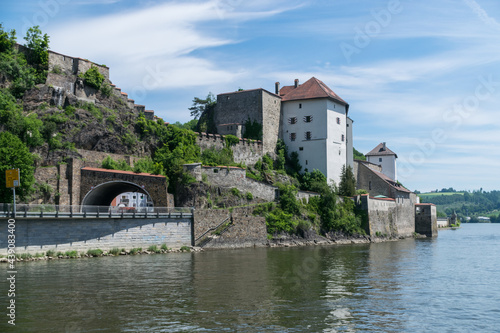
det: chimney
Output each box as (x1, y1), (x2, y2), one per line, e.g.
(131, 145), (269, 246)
(382, 142), (386, 151)
(294, 79), (299, 88)
(275, 82), (280, 95)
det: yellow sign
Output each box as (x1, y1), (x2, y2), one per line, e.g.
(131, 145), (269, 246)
(6, 169), (20, 188)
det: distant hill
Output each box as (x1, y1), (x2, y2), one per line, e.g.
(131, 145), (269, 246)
(419, 190), (500, 222)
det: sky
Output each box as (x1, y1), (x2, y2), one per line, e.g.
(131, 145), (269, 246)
(2, 0), (500, 192)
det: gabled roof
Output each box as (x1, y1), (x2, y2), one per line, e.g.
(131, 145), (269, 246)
(364, 164), (412, 194)
(279, 77), (348, 106)
(366, 143), (398, 158)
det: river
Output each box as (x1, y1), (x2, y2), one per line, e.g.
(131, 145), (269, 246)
(2, 223), (500, 332)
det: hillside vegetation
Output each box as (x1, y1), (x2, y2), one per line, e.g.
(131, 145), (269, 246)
(419, 188), (500, 222)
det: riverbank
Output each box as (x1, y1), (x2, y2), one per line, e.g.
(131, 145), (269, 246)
(0, 231), (428, 263)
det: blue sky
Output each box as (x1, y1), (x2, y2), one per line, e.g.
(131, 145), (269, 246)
(2, 0), (500, 192)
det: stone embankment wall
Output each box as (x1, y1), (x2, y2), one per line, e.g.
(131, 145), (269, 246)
(195, 132), (263, 165)
(415, 204), (438, 237)
(194, 207), (267, 249)
(0, 217), (192, 255)
(355, 195), (417, 238)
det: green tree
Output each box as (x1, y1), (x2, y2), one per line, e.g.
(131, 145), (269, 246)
(0, 24), (17, 53)
(339, 165), (356, 197)
(23, 25), (49, 83)
(0, 132), (35, 202)
(189, 93), (216, 119)
(82, 65), (105, 90)
(353, 147), (366, 160)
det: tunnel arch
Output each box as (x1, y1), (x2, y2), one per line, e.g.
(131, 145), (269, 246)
(81, 180), (154, 207)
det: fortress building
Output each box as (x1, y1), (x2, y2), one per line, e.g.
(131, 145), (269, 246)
(214, 77), (353, 185)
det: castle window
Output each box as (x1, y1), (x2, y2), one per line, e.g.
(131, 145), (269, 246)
(306, 160), (308, 165)
(379, 158), (382, 162)
(305, 131), (312, 140)
(369, 181), (372, 190)
(304, 115), (312, 123)
(288, 117), (297, 124)
(290, 133), (296, 141)
(336, 117), (340, 124)
(299, 103), (302, 109)
(341, 134), (345, 142)
(299, 147), (303, 151)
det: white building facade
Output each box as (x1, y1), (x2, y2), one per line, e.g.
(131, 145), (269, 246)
(366, 142), (397, 181)
(280, 77), (352, 185)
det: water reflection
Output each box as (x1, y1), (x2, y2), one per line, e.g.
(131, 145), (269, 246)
(2, 225), (500, 332)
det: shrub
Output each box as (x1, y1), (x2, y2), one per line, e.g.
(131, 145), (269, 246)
(65, 250), (78, 258)
(87, 249), (103, 257)
(148, 245), (161, 253)
(45, 249), (55, 257)
(246, 192), (253, 200)
(161, 244), (169, 251)
(231, 187), (241, 197)
(81, 65), (105, 90)
(100, 83), (112, 97)
(266, 209), (297, 234)
(180, 246), (191, 252)
(109, 248), (121, 255)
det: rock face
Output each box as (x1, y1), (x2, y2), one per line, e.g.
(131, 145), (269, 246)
(176, 182), (267, 209)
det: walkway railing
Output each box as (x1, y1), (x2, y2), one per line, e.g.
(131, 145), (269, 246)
(0, 203), (193, 219)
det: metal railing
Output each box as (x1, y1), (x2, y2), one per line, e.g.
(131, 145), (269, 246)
(0, 203), (193, 219)
(195, 217), (233, 247)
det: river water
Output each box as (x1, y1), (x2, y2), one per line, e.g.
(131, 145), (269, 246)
(2, 224), (500, 332)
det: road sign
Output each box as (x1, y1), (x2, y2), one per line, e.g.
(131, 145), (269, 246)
(6, 169), (20, 188)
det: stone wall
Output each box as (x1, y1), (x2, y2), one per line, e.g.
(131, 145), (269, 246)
(194, 206), (267, 248)
(0, 217), (191, 255)
(214, 89), (281, 156)
(355, 195), (416, 238)
(196, 132), (264, 165)
(415, 204), (438, 237)
(202, 166), (278, 202)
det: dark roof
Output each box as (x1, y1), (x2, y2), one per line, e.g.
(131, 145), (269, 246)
(81, 167), (166, 178)
(368, 166), (412, 194)
(366, 143), (398, 158)
(217, 88), (280, 98)
(279, 77), (348, 105)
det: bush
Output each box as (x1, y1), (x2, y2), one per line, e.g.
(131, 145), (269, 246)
(81, 65), (105, 90)
(101, 156), (132, 171)
(231, 187), (241, 197)
(87, 249), (103, 257)
(266, 209), (297, 234)
(246, 192), (253, 200)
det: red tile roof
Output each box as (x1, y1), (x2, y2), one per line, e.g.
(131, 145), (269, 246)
(366, 143), (397, 157)
(81, 167), (166, 178)
(279, 77), (348, 105)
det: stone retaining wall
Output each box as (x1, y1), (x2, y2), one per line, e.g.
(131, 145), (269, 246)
(0, 217), (192, 255)
(194, 207), (267, 249)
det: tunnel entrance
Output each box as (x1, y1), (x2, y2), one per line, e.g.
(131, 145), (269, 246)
(81, 181), (154, 212)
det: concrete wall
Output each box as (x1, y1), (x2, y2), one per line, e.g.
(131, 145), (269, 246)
(196, 132), (264, 165)
(194, 207), (267, 248)
(0, 217), (192, 255)
(415, 204), (438, 237)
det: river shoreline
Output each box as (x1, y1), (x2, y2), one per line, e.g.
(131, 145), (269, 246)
(0, 232), (426, 263)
